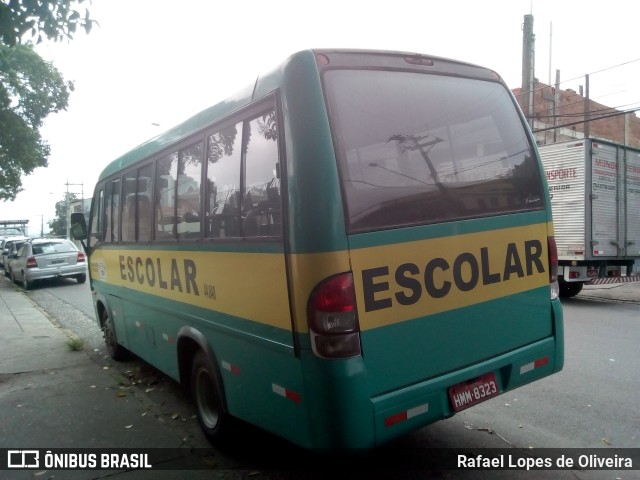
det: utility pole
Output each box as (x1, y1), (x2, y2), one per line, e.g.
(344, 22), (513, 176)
(542, 69), (559, 144)
(554, 70), (560, 142)
(521, 14), (536, 130)
(584, 74), (590, 139)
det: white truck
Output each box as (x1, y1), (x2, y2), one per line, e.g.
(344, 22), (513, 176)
(538, 139), (640, 297)
(0, 220), (28, 237)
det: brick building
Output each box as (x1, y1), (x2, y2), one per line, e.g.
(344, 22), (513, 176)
(512, 82), (640, 148)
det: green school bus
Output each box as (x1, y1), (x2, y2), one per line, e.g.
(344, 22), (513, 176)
(72, 49), (563, 449)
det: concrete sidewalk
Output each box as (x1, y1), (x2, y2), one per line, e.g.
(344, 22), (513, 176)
(0, 278), (86, 375)
(0, 277), (234, 478)
(0, 276), (200, 448)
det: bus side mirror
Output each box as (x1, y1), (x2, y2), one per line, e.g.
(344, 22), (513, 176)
(70, 212), (88, 241)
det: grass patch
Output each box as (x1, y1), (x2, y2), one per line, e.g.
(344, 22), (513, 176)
(67, 337), (84, 351)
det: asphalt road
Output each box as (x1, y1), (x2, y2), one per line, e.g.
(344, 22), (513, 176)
(20, 279), (640, 479)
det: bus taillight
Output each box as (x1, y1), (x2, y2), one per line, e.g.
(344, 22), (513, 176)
(307, 273), (361, 359)
(548, 236), (559, 299)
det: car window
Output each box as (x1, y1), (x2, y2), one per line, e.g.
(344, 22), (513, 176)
(32, 242), (77, 255)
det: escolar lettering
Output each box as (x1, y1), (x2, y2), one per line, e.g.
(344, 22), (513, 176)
(362, 239), (544, 312)
(119, 255), (199, 295)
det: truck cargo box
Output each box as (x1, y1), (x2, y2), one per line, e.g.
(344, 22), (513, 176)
(538, 139), (640, 296)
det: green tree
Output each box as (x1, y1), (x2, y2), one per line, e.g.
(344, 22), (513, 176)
(0, 43), (72, 200)
(0, 0), (95, 46)
(48, 192), (76, 237)
(0, 0), (94, 201)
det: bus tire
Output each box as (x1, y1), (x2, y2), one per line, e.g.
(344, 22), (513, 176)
(191, 350), (229, 443)
(101, 308), (128, 361)
(559, 278), (583, 298)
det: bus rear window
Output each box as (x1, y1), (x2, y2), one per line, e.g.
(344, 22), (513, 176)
(323, 70), (545, 232)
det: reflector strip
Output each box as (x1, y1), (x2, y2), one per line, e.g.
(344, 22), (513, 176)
(272, 383), (301, 403)
(385, 403), (429, 427)
(161, 333), (174, 343)
(134, 321), (144, 329)
(520, 356), (549, 374)
(221, 361), (241, 375)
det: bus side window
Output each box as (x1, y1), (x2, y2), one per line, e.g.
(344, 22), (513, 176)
(242, 109), (281, 237)
(89, 188), (103, 247)
(206, 122), (242, 239)
(156, 153), (178, 240)
(177, 141), (203, 240)
(104, 178), (120, 243)
(137, 164), (153, 242)
(121, 172), (137, 242)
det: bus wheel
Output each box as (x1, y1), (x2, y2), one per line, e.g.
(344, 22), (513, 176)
(101, 309), (128, 360)
(191, 350), (228, 443)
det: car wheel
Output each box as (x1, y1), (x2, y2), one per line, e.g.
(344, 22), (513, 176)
(9, 269), (16, 284)
(101, 308), (128, 360)
(21, 273), (31, 290)
(191, 350), (230, 443)
(76, 274), (87, 284)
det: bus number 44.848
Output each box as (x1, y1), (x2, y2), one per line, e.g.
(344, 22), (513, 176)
(204, 284), (216, 300)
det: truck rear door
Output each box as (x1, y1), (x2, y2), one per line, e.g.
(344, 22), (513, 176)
(623, 146), (640, 258)
(590, 141), (621, 258)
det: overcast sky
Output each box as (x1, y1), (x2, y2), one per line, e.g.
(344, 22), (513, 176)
(2, 0), (639, 235)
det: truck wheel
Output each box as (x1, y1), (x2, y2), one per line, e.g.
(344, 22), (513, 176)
(191, 350), (229, 443)
(559, 279), (583, 298)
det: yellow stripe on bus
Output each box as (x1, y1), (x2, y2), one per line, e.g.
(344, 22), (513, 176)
(89, 223), (552, 334)
(89, 250), (291, 330)
(349, 223), (551, 330)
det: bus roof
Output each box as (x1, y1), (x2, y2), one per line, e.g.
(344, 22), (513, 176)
(97, 81), (256, 181)
(96, 49), (497, 182)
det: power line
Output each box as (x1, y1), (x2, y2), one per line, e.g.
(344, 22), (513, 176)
(512, 57), (640, 101)
(530, 100), (640, 121)
(532, 106), (640, 133)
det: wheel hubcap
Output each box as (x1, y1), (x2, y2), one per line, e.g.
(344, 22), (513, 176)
(195, 368), (219, 429)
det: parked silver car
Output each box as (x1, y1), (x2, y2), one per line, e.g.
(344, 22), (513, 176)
(7, 238), (87, 290)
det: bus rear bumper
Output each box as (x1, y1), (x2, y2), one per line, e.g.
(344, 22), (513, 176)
(371, 335), (561, 446)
